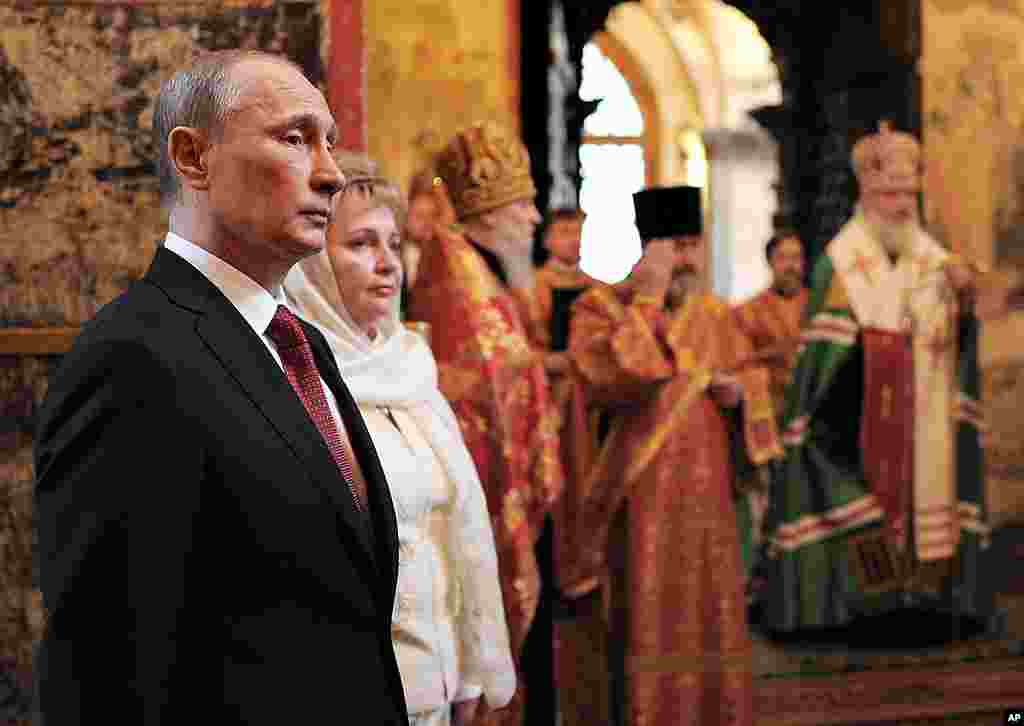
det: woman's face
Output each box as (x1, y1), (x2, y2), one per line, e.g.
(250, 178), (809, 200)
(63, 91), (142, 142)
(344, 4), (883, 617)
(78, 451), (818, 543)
(326, 196), (402, 337)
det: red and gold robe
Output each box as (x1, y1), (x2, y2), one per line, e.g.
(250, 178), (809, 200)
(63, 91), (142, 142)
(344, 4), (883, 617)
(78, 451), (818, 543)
(733, 287), (808, 418)
(406, 225), (563, 723)
(565, 286), (781, 726)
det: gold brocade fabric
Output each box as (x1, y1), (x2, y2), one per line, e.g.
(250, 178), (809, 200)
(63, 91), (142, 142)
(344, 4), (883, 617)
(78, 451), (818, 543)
(733, 288), (808, 418)
(406, 225), (564, 726)
(566, 287), (782, 726)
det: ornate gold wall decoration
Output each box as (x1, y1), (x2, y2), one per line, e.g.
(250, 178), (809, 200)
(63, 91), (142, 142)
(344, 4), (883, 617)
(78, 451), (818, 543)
(923, 0), (1024, 524)
(365, 0), (518, 196)
(984, 362), (1024, 519)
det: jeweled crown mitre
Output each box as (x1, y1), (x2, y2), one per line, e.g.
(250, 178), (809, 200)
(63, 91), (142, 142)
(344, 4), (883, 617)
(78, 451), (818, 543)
(851, 120), (922, 194)
(436, 121), (537, 220)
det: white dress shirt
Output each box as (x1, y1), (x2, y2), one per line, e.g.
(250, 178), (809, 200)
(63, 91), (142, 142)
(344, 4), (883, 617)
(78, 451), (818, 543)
(163, 232), (347, 437)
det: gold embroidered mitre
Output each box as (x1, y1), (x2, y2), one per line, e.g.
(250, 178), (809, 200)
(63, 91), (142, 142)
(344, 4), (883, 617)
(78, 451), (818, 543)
(851, 120), (922, 194)
(436, 121), (537, 220)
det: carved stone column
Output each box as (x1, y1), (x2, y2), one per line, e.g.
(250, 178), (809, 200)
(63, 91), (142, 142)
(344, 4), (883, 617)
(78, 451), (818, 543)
(702, 128), (779, 300)
(559, 2), (622, 207)
(547, 0), (578, 211)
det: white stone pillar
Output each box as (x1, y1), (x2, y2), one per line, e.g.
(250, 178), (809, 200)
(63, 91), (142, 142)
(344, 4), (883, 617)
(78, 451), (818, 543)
(701, 128), (779, 302)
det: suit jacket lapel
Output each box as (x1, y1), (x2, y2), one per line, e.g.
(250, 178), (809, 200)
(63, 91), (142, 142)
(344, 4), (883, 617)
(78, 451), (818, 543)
(144, 248), (379, 577)
(305, 324), (400, 608)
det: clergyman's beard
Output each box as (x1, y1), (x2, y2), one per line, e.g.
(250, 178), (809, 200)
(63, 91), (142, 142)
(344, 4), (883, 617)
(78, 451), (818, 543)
(774, 273), (802, 297)
(860, 209), (917, 260)
(877, 219), (918, 258)
(667, 270), (698, 309)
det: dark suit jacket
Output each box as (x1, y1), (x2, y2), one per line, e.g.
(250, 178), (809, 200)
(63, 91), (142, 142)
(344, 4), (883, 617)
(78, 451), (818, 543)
(33, 247), (409, 725)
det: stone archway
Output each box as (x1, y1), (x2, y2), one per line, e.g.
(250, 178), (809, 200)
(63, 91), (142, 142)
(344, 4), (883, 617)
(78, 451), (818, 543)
(723, 0), (922, 263)
(564, 0), (916, 271)
(594, 1), (782, 300)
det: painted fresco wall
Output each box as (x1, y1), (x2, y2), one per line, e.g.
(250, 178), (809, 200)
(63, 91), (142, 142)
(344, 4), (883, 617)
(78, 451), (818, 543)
(922, 0), (1024, 525)
(365, 0), (518, 195)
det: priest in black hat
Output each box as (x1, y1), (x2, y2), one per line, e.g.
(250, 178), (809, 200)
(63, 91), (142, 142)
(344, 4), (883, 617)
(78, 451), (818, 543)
(559, 186), (782, 726)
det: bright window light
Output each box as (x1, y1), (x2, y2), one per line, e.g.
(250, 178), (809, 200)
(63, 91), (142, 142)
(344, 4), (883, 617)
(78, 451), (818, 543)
(578, 42), (646, 284)
(580, 43), (644, 137)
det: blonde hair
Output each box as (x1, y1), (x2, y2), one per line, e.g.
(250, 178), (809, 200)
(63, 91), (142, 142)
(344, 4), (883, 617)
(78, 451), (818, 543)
(332, 151), (407, 230)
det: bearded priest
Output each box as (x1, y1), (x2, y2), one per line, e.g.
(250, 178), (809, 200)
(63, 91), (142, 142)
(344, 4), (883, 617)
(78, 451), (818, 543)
(759, 122), (996, 637)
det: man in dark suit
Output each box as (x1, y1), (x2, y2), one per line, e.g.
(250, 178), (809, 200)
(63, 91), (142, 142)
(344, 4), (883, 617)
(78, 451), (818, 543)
(33, 50), (408, 724)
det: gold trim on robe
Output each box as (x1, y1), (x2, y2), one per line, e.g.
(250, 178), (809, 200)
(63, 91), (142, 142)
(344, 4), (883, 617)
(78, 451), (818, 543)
(734, 287), (808, 419)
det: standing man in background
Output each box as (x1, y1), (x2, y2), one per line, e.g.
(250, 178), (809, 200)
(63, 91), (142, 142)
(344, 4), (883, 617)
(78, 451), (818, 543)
(565, 186), (781, 726)
(532, 207), (600, 354)
(733, 230), (808, 592)
(735, 230), (808, 418)
(401, 166), (455, 315)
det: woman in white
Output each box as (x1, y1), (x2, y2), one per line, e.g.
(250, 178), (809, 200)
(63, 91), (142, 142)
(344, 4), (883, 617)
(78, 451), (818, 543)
(283, 153), (515, 726)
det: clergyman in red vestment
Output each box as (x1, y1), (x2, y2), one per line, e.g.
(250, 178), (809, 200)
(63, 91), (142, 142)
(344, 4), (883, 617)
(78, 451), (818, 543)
(732, 231), (807, 586)
(564, 186), (782, 726)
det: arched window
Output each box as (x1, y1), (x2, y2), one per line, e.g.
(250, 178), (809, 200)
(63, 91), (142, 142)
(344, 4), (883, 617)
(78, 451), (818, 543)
(578, 42), (647, 284)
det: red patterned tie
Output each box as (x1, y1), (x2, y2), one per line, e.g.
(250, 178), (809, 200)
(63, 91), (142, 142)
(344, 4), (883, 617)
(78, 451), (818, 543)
(266, 305), (367, 513)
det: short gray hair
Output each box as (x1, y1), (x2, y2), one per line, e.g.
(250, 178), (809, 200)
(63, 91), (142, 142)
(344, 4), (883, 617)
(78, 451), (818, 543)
(152, 50), (303, 208)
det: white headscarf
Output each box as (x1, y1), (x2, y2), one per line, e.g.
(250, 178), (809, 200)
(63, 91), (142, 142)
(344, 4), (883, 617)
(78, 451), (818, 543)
(282, 248), (516, 709)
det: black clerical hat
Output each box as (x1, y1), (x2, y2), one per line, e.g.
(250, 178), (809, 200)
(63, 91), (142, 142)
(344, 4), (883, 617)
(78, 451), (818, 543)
(632, 186), (702, 242)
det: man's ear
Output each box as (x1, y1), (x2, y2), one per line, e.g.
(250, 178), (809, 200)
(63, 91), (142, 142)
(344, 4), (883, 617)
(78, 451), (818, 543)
(167, 126), (211, 193)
